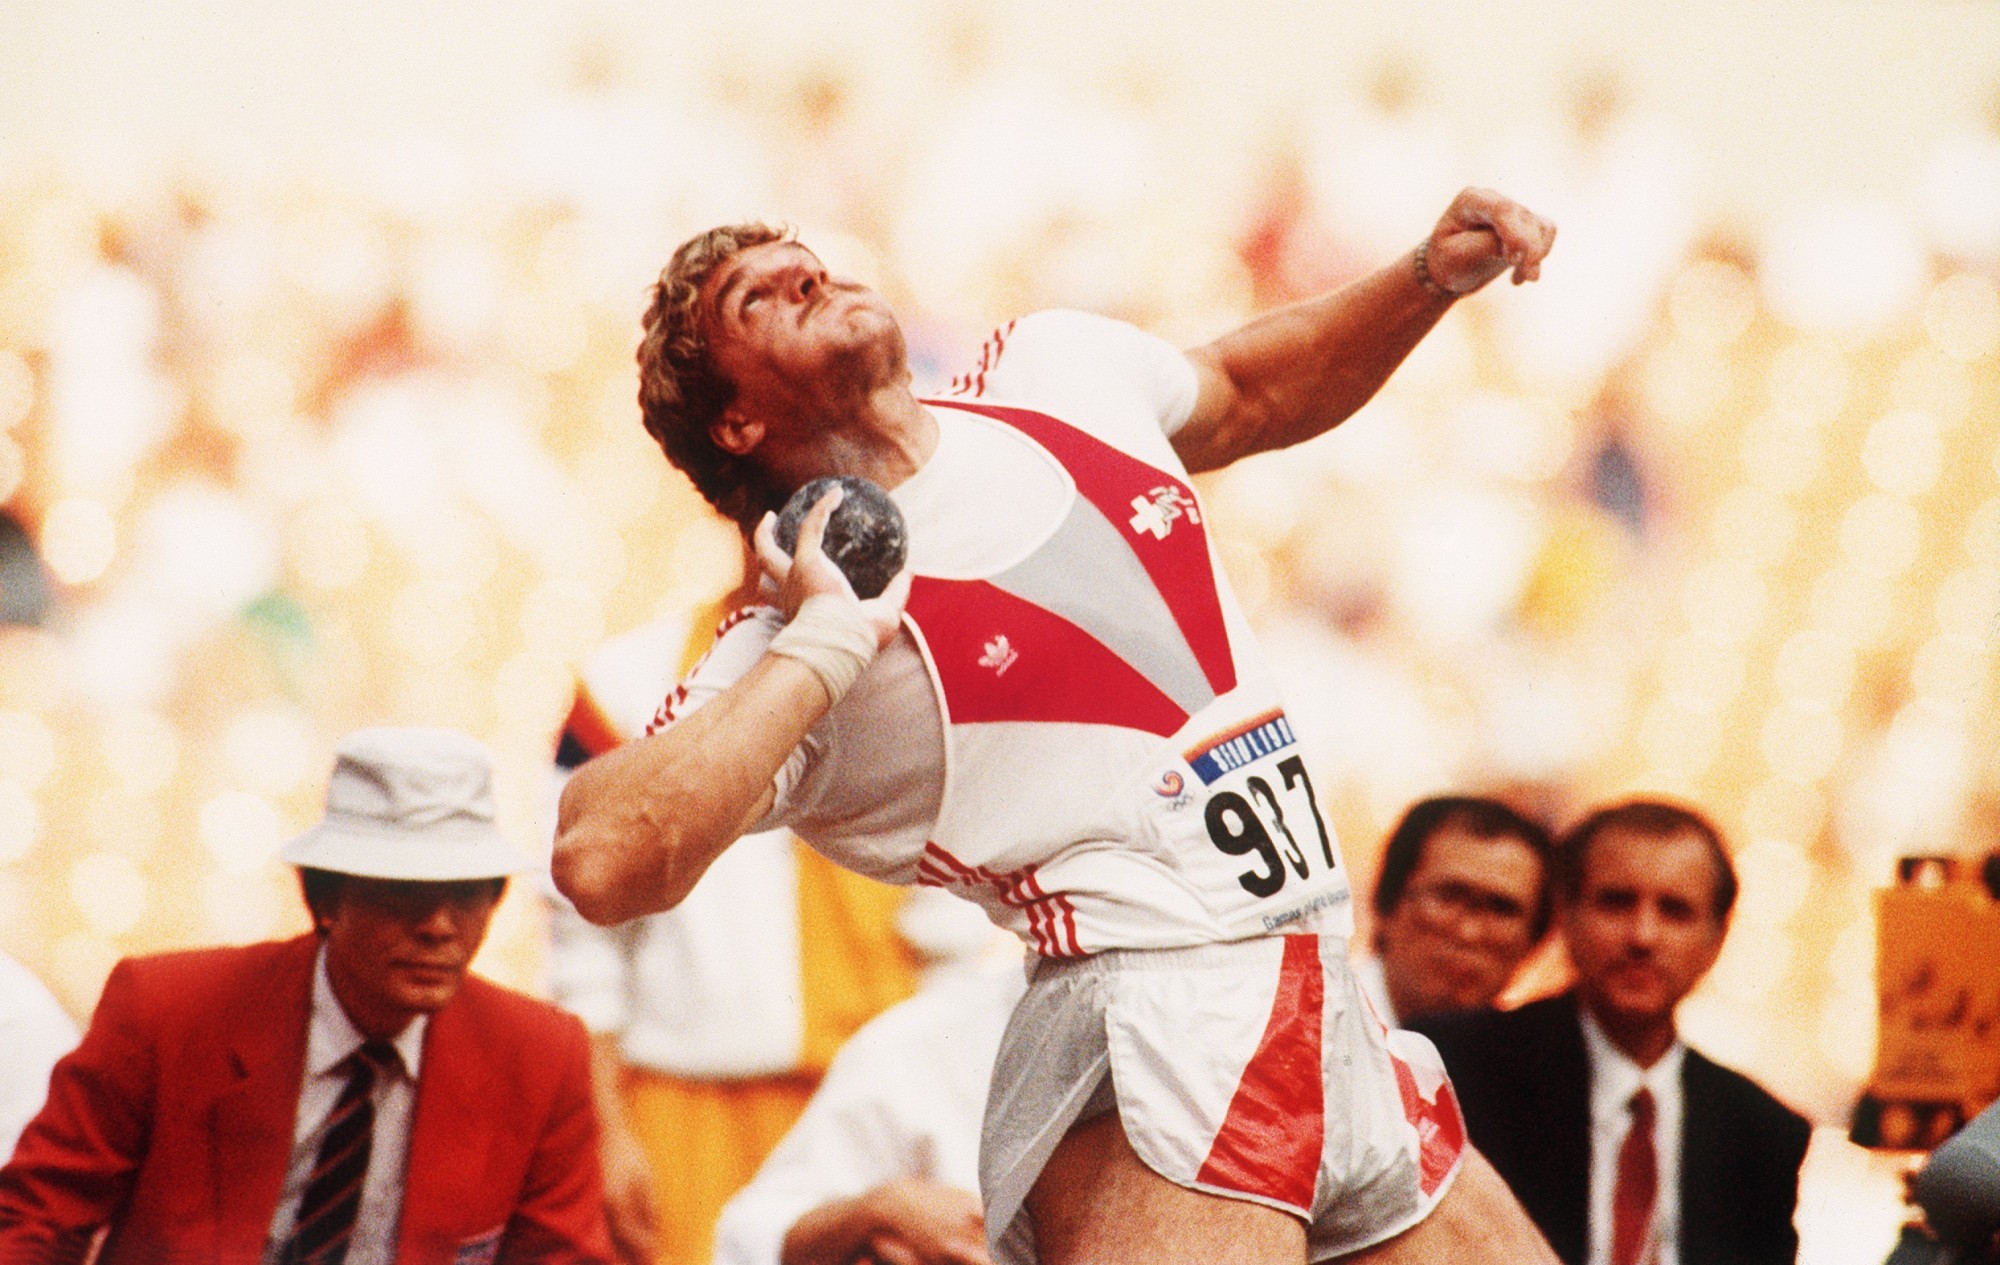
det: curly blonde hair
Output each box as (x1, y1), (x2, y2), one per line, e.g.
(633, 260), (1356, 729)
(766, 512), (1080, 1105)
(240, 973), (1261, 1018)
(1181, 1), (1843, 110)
(636, 222), (792, 530)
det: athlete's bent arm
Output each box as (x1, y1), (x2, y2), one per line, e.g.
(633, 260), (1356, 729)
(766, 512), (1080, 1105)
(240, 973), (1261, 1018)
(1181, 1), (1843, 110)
(1173, 186), (1555, 475)
(553, 492), (909, 925)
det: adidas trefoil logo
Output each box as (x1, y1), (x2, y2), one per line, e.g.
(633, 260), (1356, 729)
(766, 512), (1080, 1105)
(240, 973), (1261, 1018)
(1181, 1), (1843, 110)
(979, 634), (1018, 676)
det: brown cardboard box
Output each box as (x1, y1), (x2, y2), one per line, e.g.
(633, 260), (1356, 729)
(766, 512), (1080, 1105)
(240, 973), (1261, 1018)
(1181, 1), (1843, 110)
(1860, 866), (2000, 1148)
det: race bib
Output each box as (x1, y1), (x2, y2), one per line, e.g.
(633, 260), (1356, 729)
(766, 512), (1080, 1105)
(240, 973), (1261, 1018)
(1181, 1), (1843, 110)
(1156, 709), (1349, 934)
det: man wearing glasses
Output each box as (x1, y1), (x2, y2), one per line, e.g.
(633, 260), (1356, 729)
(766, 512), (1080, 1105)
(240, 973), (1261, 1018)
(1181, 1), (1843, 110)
(1354, 797), (1555, 1028)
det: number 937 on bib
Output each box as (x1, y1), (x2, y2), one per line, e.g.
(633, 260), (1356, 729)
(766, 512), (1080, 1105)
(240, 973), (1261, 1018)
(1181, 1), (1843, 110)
(1154, 709), (1352, 937)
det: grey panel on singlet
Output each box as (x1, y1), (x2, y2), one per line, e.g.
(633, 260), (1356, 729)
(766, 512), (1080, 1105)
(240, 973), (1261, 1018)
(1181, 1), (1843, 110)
(988, 500), (1215, 714)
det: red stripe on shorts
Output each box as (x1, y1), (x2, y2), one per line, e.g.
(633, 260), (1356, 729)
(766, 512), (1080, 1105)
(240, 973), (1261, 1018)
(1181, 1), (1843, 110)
(1194, 935), (1324, 1212)
(1389, 1051), (1466, 1197)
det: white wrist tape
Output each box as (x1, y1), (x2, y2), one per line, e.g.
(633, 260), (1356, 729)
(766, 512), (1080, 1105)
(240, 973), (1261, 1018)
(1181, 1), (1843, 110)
(768, 594), (879, 707)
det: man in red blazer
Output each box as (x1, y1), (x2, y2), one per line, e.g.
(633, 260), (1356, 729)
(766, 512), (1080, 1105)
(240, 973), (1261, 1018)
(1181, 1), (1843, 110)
(0, 727), (614, 1265)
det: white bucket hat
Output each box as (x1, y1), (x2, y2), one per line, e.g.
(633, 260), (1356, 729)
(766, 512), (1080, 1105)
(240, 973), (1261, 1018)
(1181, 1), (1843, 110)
(279, 727), (530, 881)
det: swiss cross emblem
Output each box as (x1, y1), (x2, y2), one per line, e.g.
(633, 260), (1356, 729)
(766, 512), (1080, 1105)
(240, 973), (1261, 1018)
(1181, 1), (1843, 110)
(1127, 485), (1201, 540)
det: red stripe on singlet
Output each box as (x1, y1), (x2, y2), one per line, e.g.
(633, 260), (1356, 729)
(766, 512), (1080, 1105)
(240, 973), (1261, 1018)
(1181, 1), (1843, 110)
(1021, 869), (1082, 958)
(647, 606), (762, 734)
(903, 577), (1187, 736)
(922, 843), (1079, 957)
(995, 867), (1060, 958)
(1194, 935), (1325, 1213)
(923, 842), (979, 881)
(923, 844), (1047, 954)
(945, 320), (1015, 399)
(927, 400), (1237, 699)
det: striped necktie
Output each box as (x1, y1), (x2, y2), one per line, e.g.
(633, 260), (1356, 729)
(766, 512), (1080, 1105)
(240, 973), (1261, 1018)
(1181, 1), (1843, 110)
(281, 1040), (400, 1265)
(1610, 1086), (1658, 1265)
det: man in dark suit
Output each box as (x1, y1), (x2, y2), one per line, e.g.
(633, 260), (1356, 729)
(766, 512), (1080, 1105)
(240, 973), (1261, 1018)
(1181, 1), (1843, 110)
(0, 727), (614, 1265)
(1410, 799), (1810, 1265)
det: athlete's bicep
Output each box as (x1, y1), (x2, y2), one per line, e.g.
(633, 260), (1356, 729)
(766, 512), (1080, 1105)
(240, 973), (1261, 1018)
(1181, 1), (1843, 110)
(1170, 345), (1251, 474)
(556, 645), (828, 922)
(738, 780), (781, 834)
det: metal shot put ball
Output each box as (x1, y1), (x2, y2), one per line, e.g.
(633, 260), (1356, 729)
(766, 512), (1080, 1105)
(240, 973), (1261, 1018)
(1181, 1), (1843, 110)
(774, 476), (909, 600)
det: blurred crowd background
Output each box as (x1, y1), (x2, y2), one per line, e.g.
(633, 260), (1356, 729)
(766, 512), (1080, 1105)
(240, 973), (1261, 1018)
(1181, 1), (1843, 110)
(1, 0), (1998, 1252)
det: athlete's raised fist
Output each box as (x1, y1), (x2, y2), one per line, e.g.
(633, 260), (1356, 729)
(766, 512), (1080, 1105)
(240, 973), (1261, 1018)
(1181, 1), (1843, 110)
(1421, 188), (1557, 295)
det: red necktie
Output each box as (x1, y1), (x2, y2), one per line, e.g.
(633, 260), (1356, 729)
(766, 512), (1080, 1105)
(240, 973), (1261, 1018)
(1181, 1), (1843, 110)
(1611, 1087), (1658, 1265)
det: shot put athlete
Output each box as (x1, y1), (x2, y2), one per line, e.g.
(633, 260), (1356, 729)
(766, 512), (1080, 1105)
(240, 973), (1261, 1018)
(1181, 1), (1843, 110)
(555, 188), (1559, 1265)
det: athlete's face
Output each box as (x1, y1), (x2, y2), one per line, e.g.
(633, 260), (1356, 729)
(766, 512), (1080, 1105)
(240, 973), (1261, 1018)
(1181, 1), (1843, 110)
(1377, 827), (1545, 1021)
(700, 241), (907, 452)
(1563, 828), (1727, 1032)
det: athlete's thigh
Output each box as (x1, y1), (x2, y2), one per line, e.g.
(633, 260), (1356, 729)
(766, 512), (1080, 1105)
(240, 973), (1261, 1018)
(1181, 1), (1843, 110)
(1329, 1146), (1556, 1265)
(1024, 1111), (1308, 1265)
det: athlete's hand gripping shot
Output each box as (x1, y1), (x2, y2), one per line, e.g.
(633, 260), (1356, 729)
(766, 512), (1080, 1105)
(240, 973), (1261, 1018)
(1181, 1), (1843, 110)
(555, 186), (1559, 1264)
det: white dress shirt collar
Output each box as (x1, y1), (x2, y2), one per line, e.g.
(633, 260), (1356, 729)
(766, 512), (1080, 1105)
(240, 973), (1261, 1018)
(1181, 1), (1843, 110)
(308, 947), (427, 1082)
(1580, 1004), (1683, 1124)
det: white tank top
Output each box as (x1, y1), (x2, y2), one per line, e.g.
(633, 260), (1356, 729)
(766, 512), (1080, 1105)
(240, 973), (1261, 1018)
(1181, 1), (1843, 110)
(661, 311), (1355, 954)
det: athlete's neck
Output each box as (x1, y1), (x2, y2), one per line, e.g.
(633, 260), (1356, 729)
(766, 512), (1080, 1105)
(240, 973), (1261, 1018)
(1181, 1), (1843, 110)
(767, 385), (938, 494)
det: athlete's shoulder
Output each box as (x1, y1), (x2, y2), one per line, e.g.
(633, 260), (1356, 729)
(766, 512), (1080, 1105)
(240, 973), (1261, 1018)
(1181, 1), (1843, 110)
(937, 310), (1197, 440)
(940, 310), (1179, 394)
(645, 604), (783, 735)
(1010, 308), (1149, 346)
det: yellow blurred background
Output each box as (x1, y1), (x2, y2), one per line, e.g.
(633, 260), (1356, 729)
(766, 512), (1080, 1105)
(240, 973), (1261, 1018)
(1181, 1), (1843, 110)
(2, 1), (1998, 1255)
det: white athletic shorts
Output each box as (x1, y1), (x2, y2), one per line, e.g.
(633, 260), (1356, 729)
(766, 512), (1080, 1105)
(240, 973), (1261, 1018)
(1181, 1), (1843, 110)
(980, 934), (1466, 1264)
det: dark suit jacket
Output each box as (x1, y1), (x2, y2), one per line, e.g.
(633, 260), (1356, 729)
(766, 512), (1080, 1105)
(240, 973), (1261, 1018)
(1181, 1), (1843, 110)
(0, 935), (613, 1265)
(1410, 994), (1811, 1265)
